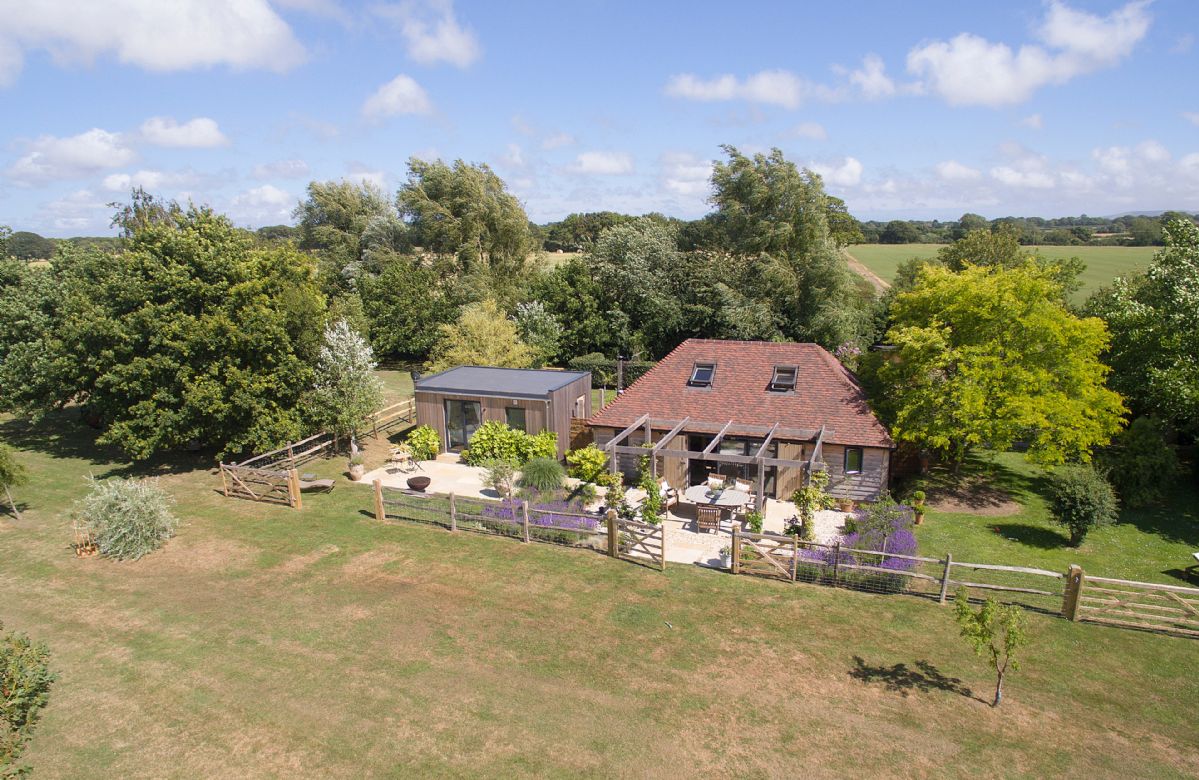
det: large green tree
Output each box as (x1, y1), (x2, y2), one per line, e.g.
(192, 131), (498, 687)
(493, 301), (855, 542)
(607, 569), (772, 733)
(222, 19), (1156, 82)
(1085, 219), (1199, 433)
(6, 231), (55, 262)
(0, 204), (326, 460)
(294, 180), (396, 288)
(397, 158), (537, 304)
(357, 257), (461, 360)
(425, 299), (533, 373)
(878, 263), (1124, 467)
(708, 146), (869, 348)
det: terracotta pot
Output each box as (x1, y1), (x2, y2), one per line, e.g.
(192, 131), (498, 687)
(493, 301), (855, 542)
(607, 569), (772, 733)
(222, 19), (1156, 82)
(914, 510), (925, 525)
(349, 464), (366, 481)
(838, 499), (855, 512)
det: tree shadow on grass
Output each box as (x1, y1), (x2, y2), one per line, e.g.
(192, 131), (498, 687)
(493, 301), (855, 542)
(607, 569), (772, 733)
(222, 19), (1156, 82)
(848, 656), (983, 702)
(0, 409), (214, 479)
(990, 523), (1072, 550)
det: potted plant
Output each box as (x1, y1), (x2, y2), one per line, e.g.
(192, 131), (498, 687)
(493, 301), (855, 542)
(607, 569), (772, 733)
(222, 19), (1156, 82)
(348, 453), (366, 481)
(718, 545), (732, 569)
(911, 490), (927, 525)
(837, 496), (855, 512)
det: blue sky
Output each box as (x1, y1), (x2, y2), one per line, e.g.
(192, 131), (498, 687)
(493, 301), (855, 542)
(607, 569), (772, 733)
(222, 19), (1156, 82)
(1, 0), (1196, 236)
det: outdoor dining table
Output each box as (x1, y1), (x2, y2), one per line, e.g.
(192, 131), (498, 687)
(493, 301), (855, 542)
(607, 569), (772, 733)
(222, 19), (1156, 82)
(683, 484), (752, 508)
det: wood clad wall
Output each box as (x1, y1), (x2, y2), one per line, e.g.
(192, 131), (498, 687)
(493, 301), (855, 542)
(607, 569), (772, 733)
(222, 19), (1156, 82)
(775, 441), (807, 500)
(822, 444), (890, 501)
(415, 392), (549, 454)
(547, 374), (592, 458)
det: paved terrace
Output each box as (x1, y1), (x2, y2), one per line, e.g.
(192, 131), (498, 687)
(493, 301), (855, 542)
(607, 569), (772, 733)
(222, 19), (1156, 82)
(357, 457), (849, 567)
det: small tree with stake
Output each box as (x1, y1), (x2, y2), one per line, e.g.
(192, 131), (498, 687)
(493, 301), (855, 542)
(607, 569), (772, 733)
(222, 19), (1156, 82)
(0, 443), (27, 520)
(953, 588), (1030, 707)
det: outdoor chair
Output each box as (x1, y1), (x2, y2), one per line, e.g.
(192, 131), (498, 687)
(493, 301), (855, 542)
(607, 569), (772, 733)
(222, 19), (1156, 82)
(696, 505), (721, 533)
(734, 479), (752, 493)
(658, 479), (678, 510)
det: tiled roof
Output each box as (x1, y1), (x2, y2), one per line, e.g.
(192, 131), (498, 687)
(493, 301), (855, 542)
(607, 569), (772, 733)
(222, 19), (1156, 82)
(587, 339), (893, 448)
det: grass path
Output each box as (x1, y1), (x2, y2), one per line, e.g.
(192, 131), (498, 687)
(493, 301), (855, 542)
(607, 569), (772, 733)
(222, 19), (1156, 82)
(1, 415), (1197, 776)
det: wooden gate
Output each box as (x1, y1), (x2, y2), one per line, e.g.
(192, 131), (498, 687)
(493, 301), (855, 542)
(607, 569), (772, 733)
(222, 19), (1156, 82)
(1072, 570), (1199, 638)
(607, 513), (665, 570)
(733, 529), (798, 581)
(219, 463), (300, 508)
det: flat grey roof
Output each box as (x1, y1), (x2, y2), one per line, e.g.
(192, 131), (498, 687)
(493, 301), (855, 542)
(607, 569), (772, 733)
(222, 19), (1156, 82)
(414, 366), (590, 400)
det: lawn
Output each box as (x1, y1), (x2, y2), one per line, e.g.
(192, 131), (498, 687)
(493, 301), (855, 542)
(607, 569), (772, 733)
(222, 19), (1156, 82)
(1, 417), (1197, 777)
(845, 244), (1158, 302)
(910, 452), (1199, 586)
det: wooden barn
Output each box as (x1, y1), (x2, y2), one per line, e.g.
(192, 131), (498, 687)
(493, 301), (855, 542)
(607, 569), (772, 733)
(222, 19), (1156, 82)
(413, 366), (592, 459)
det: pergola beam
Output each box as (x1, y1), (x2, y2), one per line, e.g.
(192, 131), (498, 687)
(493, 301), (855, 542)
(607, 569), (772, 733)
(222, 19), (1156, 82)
(702, 420), (735, 455)
(604, 414), (650, 452)
(652, 417), (691, 455)
(753, 423), (780, 461)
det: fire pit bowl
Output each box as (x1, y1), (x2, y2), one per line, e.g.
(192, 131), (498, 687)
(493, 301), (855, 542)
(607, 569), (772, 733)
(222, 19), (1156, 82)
(406, 476), (431, 492)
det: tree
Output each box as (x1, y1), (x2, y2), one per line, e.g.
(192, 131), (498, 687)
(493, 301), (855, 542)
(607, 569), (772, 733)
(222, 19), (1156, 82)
(425, 299), (533, 373)
(357, 257), (461, 360)
(397, 158), (537, 304)
(73, 477), (178, 560)
(825, 196), (865, 246)
(512, 301), (563, 367)
(310, 320), (385, 441)
(0, 201), (326, 460)
(1085, 219), (1199, 434)
(1098, 417), (1179, 508)
(880, 220), (920, 244)
(294, 180), (395, 288)
(951, 212), (989, 240)
(878, 263), (1125, 467)
(6, 232), (55, 262)
(1047, 465), (1119, 545)
(937, 225), (1085, 297)
(529, 257), (614, 359)
(1127, 216), (1163, 246)
(589, 217), (684, 356)
(709, 145), (869, 348)
(953, 589), (1029, 707)
(0, 443), (27, 520)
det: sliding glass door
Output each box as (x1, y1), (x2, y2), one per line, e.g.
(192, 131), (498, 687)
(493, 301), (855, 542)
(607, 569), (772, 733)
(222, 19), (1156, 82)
(444, 400), (482, 451)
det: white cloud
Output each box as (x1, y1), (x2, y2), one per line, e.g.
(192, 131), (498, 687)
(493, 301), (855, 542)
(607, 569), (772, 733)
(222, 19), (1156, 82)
(811, 156), (863, 187)
(0, 0), (305, 86)
(788, 121), (828, 141)
(849, 54), (895, 99)
(659, 151), (711, 197)
(345, 163), (386, 190)
(1183, 112), (1199, 127)
(362, 74), (433, 118)
(1021, 113), (1044, 129)
(252, 158), (310, 179)
(7, 128), (135, 184)
(665, 69), (811, 109)
(499, 143), (525, 169)
(935, 160), (982, 181)
(101, 168), (201, 192)
(139, 116), (228, 148)
(571, 151), (634, 175)
(229, 184), (294, 225)
(541, 132), (575, 150)
(990, 166), (1055, 189)
(376, 0), (480, 68)
(40, 188), (110, 231)
(907, 1), (1150, 107)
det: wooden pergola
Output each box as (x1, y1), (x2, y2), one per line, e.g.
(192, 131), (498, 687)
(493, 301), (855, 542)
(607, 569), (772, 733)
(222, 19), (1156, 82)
(602, 415), (831, 510)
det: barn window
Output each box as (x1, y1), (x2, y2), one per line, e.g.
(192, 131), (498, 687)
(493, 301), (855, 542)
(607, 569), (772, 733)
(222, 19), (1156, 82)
(688, 362), (716, 387)
(844, 447), (864, 475)
(768, 366), (797, 392)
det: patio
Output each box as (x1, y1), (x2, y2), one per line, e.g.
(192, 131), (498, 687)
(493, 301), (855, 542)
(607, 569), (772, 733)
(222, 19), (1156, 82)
(355, 456), (849, 567)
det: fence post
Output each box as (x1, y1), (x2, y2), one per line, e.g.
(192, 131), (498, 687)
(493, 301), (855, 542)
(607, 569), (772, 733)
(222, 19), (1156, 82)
(791, 534), (799, 582)
(731, 526), (740, 575)
(522, 501), (531, 543)
(371, 479), (384, 521)
(449, 493), (457, 532)
(658, 521), (666, 572)
(289, 469), (302, 511)
(939, 552), (953, 604)
(832, 541), (841, 585)
(1062, 564), (1085, 621)
(219, 464), (229, 497)
(287, 445), (295, 470)
(606, 510), (618, 558)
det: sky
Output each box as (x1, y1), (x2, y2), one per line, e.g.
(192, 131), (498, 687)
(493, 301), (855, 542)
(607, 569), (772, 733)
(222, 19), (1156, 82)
(1, 0), (1197, 236)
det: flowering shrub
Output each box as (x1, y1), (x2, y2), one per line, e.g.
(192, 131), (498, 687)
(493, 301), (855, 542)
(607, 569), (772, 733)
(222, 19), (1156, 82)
(405, 425), (440, 462)
(463, 422), (558, 466)
(839, 494), (917, 593)
(566, 445), (608, 483)
(479, 492), (599, 545)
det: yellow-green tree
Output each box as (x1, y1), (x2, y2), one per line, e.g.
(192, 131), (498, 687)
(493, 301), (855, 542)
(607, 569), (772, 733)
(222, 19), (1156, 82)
(879, 262), (1124, 467)
(424, 300), (533, 373)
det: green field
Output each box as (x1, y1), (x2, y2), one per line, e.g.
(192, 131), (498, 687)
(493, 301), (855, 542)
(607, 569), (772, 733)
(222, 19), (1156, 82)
(846, 244), (1158, 301)
(2, 406), (1198, 776)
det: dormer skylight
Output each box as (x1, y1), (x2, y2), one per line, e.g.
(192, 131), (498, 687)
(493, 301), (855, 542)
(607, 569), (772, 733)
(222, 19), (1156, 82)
(768, 365), (797, 392)
(688, 362), (716, 387)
